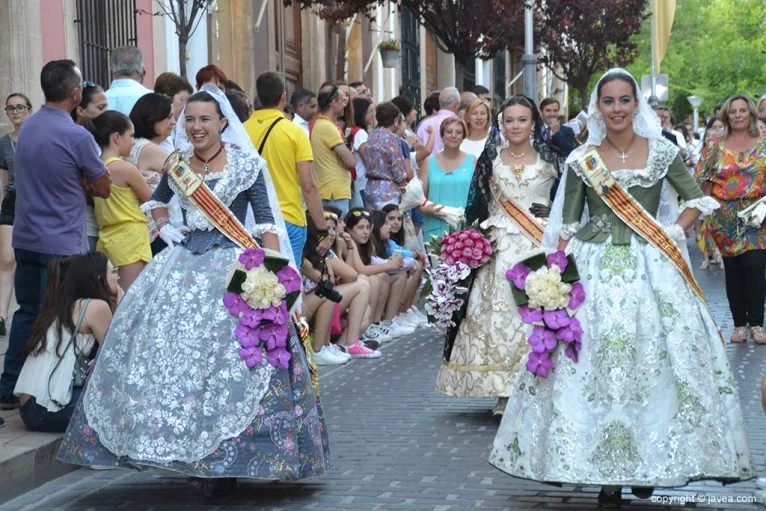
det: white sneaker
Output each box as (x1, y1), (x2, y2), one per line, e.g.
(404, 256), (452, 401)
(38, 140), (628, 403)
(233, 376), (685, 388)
(398, 310), (425, 329)
(410, 307), (428, 323)
(327, 343), (351, 362)
(383, 319), (415, 338)
(394, 315), (418, 334)
(313, 345), (347, 365)
(363, 323), (391, 344)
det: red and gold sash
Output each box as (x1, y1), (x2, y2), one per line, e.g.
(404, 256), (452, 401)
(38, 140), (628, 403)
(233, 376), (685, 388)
(491, 178), (544, 246)
(575, 149), (705, 300)
(163, 151), (259, 250)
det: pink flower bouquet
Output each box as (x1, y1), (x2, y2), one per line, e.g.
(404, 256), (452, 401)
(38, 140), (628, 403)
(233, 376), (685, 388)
(506, 250), (585, 378)
(224, 247), (301, 370)
(439, 229), (493, 268)
(424, 228), (493, 331)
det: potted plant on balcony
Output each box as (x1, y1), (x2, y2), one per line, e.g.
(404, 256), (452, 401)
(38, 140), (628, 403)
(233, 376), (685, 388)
(378, 39), (401, 68)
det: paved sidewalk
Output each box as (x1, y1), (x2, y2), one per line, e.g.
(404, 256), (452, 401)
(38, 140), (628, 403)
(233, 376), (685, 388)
(1, 247), (765, 510)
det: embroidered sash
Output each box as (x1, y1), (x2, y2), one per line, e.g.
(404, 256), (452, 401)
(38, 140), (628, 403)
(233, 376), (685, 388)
(163, 151), (259, 250)
(575, 149), (705, 300)
(490, 178), (544, 246)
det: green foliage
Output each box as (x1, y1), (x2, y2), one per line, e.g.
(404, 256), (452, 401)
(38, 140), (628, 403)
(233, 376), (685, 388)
(628, 0), (766, 123)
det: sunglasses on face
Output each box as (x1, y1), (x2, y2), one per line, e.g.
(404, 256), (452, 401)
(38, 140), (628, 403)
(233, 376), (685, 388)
(350, 210), (371, 218)
(4, 105), (30, 114)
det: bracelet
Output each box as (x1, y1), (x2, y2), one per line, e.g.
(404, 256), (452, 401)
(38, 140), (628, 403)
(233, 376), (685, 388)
(155, 217), (170, 229)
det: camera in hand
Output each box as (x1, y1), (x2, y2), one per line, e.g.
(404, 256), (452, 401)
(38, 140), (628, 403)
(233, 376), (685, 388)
(315, 279), (343, 303)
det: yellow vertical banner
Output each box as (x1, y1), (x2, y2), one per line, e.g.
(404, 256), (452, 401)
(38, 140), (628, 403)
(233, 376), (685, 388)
(652, 0), (677, 73)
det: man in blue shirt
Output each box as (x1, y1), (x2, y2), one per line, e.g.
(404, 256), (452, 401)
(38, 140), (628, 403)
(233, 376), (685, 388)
(104, 46), (152, 116)
(0, 60), (111, 409)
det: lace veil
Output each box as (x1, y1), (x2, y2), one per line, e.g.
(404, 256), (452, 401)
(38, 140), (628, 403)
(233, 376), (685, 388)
(543, 68), (682, 249)
(174, 84), (297, 269)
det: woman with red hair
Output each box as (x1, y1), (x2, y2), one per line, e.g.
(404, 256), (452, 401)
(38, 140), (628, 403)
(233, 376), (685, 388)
(195, 65), (228, 91)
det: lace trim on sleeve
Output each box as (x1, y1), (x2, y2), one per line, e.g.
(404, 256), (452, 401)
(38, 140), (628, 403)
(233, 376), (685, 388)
(140, 200), (169, 215)
(251, 223), (280, 238)
(560, 222), (581, 240)
(679, 196), (720, 216)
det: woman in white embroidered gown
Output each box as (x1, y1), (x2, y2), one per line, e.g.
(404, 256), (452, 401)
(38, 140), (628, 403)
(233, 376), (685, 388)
(435, 96), (561, 415)
(489, 69), (753, 506)
(58, 89), (329, 496)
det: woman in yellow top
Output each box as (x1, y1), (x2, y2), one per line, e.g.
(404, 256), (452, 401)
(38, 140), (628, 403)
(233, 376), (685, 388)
(83, 111), (152, 290)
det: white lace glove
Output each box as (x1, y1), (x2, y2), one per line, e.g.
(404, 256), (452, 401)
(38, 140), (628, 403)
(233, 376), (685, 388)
(663, 223), (686, 246)
(159, 224), (189, 247)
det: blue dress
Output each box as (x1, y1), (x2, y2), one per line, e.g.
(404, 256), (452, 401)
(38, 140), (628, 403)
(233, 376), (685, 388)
(422, 153), (475, 241)
(58, 149), (329, 480)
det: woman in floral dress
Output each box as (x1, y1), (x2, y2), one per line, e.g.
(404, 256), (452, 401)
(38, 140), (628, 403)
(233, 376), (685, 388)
(58, 88), (329, 496)
(696, 94), (766, 344)
(435, 96), (561, 416)
(490, 69), (752, 507)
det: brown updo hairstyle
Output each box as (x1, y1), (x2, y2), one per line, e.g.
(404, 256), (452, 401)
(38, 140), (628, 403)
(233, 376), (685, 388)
(439, 116), (467, 139)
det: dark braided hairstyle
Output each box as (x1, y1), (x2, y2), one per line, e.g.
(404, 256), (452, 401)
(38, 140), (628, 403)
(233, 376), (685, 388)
(464, 95), (564, 225)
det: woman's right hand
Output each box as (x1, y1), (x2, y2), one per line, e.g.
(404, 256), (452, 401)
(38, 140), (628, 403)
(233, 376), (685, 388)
(389, 252), (404, 270)
(419, 201), (445, 217)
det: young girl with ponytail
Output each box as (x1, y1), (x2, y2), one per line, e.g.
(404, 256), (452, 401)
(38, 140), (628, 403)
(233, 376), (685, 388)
(83, 111), (153, 289)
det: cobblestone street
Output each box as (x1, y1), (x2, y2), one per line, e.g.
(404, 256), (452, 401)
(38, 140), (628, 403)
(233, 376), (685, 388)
(2, 246), (765, 510)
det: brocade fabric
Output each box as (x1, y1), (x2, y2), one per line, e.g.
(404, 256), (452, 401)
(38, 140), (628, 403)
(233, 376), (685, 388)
(490, 146), (754, 487)
(435, 154), (557, 397)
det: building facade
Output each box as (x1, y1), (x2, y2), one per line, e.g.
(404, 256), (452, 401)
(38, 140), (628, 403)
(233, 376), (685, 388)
(1, 0), (566, 132)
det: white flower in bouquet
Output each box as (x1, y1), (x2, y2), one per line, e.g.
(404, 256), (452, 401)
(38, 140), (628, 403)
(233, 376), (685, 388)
(524, 266), (571, 310)
(242, 266), (287, 309)
(400, 178), (464, 228)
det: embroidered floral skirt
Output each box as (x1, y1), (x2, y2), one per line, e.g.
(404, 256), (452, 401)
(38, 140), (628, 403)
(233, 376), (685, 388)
(58, 245), (329, 480)
(489, 237), (753, 486)
(435, 220), (534, 398)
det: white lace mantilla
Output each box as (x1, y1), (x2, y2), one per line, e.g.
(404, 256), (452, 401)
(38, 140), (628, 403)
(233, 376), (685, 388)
(169, 148), (265, 231)
(570, 137), (678, 189)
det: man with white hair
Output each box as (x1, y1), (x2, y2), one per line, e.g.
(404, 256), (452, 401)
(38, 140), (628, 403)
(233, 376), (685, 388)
(417, 87), (459, 153)
(104, 46), (152, 116)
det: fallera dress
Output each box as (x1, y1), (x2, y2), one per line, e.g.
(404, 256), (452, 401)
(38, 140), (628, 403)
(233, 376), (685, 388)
(489, 138), (753, 487)
(436, 153), (557, 397)
(58, 149), (330, 480)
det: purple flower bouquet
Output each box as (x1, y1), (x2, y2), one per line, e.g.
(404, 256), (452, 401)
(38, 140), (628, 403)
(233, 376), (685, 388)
(506, 250), (585, 378)
(224, 247), (301, 370)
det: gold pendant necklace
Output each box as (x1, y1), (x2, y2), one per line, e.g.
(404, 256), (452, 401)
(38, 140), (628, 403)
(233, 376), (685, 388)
(506, 148), (527, 180)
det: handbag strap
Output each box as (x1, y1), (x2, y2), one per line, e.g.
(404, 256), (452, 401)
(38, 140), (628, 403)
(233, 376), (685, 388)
(46, 298), (92, 404)
(258, 117), (284, 154)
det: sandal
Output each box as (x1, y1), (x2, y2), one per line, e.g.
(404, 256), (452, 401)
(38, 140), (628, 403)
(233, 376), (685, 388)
(730, 327), (747, 344)
(751, 326), (766, 344)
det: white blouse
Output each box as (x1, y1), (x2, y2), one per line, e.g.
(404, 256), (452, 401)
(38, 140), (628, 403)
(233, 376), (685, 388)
(460, 137), (488, 159)
(15, 322), (96, 412)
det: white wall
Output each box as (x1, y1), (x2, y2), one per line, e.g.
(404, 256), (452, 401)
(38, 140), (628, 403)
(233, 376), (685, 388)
(161, 0), (210, 84)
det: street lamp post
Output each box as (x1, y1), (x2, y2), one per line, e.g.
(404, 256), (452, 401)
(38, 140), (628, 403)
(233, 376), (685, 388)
(522, 1), (536, 100)
(687, 95), (701, 134)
